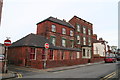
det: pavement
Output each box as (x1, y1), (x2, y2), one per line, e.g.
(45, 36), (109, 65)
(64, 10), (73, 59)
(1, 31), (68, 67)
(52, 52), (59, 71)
(0, 61), (104, 80)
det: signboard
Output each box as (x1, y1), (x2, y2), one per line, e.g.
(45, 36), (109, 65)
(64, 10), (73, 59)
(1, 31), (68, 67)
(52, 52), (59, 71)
(4, 39), (11, 46)
(44, 43), (49, 49)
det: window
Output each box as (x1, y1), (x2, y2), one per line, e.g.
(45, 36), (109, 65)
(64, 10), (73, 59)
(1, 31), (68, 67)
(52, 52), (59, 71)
(61, 51), (65, 60)
(50, 36), (56, 46)
(49, 50), (53, 59)
(77, 24), (80, 32)
(69, 52), (73, 60)
(83, 37), (86, 45)
(77, 35), (80, 44)
(88, 29), (91, 35)
(83, 49), (85, 57)
(42, 49), (45, 59)
(88, 38), (91, 46)
(51, 25), (56, 32)
(62, 28), (66, 34)
(77, 52), (80, 58)
(82, 48), (91, 58)
(30, 48), (36, 60)
(62, 38), (66, 47)
(83, 27), (86, 34)
(70, 40), (74, 48)
(70, 30), (74, 36)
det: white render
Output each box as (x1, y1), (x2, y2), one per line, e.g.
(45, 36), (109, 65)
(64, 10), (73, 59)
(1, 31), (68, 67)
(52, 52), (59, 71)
(93, 43), (105, 57)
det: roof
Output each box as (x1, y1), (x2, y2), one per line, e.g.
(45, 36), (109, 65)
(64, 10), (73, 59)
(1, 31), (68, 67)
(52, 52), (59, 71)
(10, 33), (81, 51)
(10, 33), (54, 48)
(37, 16), (74, 29)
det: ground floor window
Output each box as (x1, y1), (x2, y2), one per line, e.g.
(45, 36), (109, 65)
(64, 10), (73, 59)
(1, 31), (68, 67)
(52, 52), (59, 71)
(82, 47), (91, 58)
(30, 47), (36, 60)
(49, 50), (54, 60)
(77, 52), (80, 58)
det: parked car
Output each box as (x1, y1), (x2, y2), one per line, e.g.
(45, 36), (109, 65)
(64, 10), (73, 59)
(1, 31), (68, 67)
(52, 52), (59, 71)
(116, 56), (120, 61)
(104, 56), (117, 63)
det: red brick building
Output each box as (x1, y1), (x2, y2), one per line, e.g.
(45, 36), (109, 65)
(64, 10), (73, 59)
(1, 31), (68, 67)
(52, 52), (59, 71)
(69, 16), (93, 59)
(8, 16), (104, 69)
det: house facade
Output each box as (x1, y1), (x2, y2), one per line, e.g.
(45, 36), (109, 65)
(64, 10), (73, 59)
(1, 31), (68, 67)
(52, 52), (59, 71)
(8, 16), (104, 69)
(69, 16), (93, 59)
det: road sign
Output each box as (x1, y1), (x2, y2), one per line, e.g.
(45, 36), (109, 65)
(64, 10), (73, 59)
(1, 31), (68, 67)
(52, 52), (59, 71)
(44, 43), (49, 49)
(4, 39), (11, 46)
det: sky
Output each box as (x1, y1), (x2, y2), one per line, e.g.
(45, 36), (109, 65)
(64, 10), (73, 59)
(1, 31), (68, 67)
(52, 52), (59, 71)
(0, 0), (119, 47)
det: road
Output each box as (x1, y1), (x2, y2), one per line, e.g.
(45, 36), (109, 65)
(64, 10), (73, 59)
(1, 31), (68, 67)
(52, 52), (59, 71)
(8, 62), (118, 80)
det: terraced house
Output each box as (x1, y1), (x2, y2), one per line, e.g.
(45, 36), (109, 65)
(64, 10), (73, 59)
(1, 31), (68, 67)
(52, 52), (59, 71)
(8, 16), (104, 69)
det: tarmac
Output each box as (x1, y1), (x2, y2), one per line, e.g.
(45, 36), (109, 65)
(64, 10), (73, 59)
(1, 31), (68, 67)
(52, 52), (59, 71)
(0, 61), (104, 80)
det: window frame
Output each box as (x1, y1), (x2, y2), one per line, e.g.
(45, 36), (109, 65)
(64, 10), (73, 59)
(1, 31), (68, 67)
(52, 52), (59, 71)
(88, 29), (91, 35)
(62, 38), (66, 47)
(70, 40), (74, 48)
(77, 24), (80, 32)
(77, 35), (80, 44)
(83, 37), (86, 45)
(30, 47), (36, 60)
(70, 30), (74, 36)
(51, 25), (56, 32)
(50, 36), (56, 46)
(62, 28), (66, 34)
(83, 27), (86, 34)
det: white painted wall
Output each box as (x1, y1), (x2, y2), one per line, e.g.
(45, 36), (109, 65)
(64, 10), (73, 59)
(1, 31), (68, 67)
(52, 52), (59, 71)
(93, 43), (105, 57)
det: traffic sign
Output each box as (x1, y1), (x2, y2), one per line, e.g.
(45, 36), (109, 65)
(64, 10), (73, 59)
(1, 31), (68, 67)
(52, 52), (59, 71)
(4, 39), (11, 46)
(44, 43), (49, 49)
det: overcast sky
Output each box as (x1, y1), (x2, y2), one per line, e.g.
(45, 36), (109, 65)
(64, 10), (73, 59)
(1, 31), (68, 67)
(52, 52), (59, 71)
(0, 0), (119, 47)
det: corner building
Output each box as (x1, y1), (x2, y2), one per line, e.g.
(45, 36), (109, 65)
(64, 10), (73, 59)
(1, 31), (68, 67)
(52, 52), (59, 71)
(8, 16), (103, 69)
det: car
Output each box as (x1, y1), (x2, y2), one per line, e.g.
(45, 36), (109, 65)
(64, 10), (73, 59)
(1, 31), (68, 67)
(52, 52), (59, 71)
(116, 56), (120, 61)
(104, 56), (117, 63)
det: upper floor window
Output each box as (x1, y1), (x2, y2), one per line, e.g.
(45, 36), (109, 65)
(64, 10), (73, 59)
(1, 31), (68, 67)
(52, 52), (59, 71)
(88, 38), (91, 46)
(62, 38), (66, 47)
(83, 27), (86, 34)
(77, 35), (80, 44)
(50, 36), (56, 46)
(83, 37), (86, 45)
(77, 24), (80, 32)
(70, 30), (74, 36)
(62, 28), (66, 34)
(51, 25), (56, 32)
(70, 40), (74, 48)
(88, 29), (91, 35)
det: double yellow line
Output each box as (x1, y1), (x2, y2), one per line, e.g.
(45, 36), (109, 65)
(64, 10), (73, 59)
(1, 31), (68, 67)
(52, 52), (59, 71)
(100, 71), (116, 80)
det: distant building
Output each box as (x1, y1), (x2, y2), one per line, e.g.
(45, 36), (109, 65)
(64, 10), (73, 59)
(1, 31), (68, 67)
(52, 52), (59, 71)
(0, 43), (5, 54)
(0, 0), (3, 25)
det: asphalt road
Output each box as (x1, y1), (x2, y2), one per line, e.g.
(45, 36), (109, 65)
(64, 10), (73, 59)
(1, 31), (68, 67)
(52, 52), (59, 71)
(8, 62), (118, 79)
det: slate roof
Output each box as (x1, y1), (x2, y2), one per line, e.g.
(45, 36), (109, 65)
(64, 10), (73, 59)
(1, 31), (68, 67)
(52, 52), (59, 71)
(10, 33), (54, 48)
(37, 16), (74, 29)
(10, 33), (81, 51)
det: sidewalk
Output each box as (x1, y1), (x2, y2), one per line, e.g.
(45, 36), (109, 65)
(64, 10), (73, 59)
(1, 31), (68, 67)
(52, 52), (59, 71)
(45, 61), (104, 72)
(0, 61), (104, 79)
(0, 71), (16, 80)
